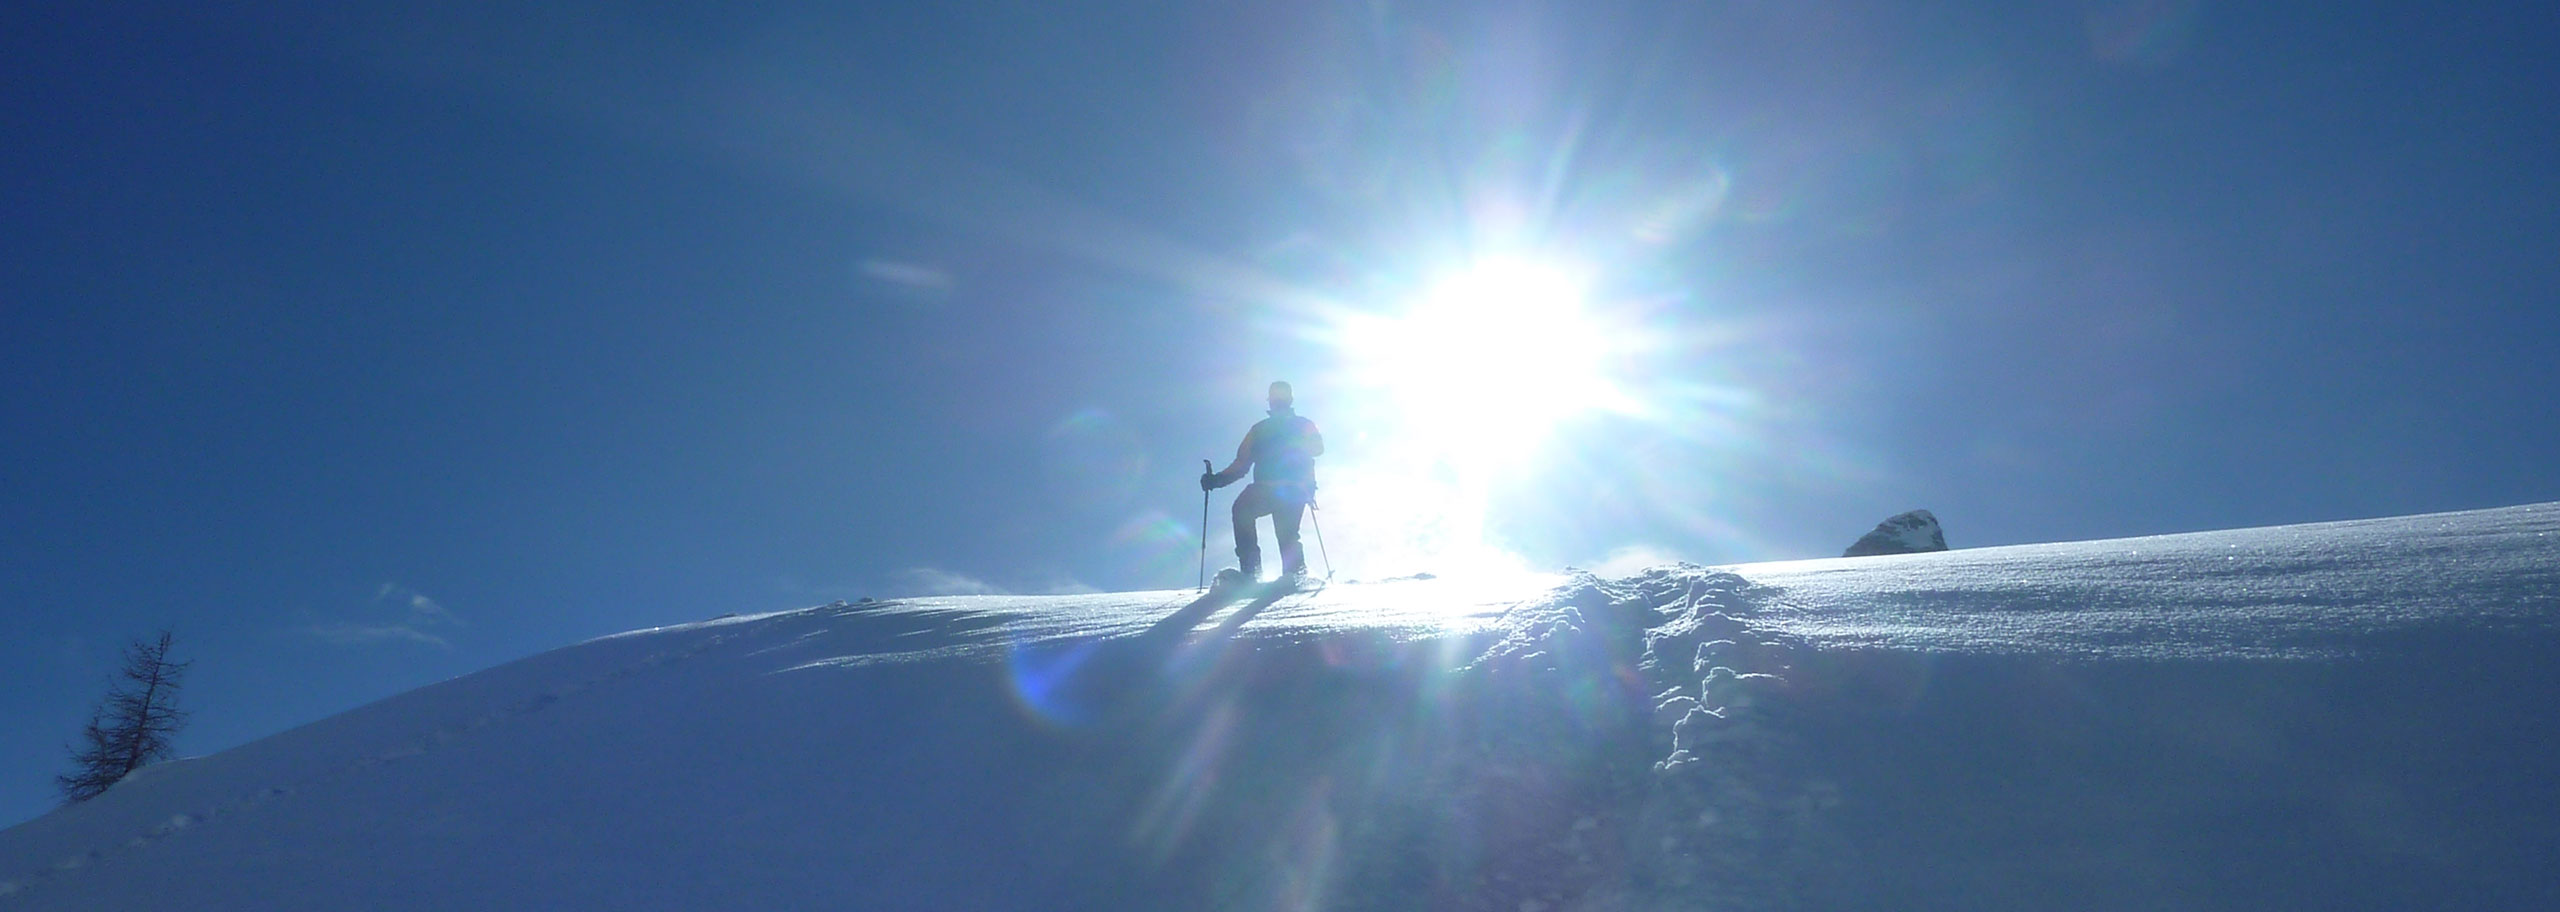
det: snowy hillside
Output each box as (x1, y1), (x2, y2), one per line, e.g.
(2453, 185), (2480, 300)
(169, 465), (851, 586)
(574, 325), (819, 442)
(4, 503), (2557, 910)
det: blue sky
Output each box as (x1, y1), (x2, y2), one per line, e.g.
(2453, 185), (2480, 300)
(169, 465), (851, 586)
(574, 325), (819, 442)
(4, 0), (2554, 826)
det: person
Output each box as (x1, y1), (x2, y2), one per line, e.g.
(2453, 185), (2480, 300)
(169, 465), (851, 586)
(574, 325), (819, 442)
(1202, 381), (1324, 582)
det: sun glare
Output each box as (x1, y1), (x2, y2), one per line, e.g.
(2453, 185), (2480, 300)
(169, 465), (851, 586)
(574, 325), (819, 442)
(1305, 256), (1641, 579)
(1339, 257), (1625, 466)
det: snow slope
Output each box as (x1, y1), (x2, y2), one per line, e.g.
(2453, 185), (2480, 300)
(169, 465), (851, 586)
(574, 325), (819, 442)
(3, 503), (2556, 910)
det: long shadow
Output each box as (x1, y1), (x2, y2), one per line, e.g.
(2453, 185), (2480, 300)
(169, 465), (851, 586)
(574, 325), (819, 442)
(1151, 582), (1319, 667)
(1138, 586), (1258, 641)
(1139, 582), (1311, 643)
(1044, 584), (1314, 724)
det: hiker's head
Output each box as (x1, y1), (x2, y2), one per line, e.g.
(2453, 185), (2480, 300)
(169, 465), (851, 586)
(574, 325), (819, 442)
(1267, 381), (1294, 411)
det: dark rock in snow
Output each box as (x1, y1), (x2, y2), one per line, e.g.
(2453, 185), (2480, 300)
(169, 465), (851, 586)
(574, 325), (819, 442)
(1845, 509), (1948, 557)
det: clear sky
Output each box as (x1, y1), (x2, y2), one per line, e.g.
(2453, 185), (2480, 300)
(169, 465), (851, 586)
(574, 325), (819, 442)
(4, 0), (2554, 826)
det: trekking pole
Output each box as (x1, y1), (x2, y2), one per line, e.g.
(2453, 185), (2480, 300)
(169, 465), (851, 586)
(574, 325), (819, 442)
(1309, 499), (1333, 581)
(1198, 459), (1212, 591)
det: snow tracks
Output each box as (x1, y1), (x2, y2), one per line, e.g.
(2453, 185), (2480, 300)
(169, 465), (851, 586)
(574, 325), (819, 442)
(1324, 565), (1849, 912)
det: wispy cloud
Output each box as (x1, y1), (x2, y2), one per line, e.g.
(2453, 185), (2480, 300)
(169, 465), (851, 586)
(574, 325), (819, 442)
(896, 567), (1005, 596)
(301, 583), (465, 648)
(858, 258), (954, 294)
(378, 583), (458, 622)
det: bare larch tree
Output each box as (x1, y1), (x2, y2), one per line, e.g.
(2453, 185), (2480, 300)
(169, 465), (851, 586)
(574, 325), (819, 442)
(58, 630), (190, 803)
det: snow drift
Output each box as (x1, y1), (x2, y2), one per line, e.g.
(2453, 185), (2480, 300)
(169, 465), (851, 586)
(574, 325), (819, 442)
(3, 503), (2557, 910)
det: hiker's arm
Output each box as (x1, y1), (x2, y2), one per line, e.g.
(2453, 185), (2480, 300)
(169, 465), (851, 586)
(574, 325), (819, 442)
(1207, 431), (1255, 487)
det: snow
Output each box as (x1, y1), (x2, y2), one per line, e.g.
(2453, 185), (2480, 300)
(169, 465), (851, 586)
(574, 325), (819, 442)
(3, 503), (2556, 910)
(1753, 501), (2560, 659)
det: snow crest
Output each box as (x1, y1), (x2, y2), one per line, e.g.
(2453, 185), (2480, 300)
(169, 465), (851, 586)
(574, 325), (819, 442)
(8, 502), (2556, 910)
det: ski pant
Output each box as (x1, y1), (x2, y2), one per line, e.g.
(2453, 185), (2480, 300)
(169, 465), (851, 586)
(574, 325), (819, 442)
(1231, 482), (1311, 578)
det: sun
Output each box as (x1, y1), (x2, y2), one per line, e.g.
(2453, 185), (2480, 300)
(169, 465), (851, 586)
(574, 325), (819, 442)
(1337, 257), (1627, 470)
(1304, 254), (1662, 579)
(1310, 254), (1636, 578)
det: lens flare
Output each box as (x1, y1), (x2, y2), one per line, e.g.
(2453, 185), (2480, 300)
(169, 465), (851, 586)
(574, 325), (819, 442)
(1312, 254), (1659, 577)
(1336, 257), (1631, 468)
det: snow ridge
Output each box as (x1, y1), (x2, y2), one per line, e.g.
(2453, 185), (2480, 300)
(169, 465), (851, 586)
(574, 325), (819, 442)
(0, 608), (792, 904)
(7, 503), (2558, 910)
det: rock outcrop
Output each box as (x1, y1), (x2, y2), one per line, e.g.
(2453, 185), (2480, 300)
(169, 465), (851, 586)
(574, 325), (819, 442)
(1844, 510), (1947, 557)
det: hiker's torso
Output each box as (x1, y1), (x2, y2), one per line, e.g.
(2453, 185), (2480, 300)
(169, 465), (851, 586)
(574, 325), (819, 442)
(1249, 412), (1318, 487)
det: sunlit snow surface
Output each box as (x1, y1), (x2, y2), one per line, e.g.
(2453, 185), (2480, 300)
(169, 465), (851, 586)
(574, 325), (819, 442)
(3, 503), (2555, 911)
(694, 500), (2560, 665)
(1744, 501), (2560, 659)
(724, 571), (1553, 670)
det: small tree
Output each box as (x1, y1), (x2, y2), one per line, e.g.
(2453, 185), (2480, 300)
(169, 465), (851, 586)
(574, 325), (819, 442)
(58, 630), (190, 803)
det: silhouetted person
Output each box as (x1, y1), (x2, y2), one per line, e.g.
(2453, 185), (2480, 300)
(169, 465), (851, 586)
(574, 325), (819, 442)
(1202, 381), (1324, 581)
